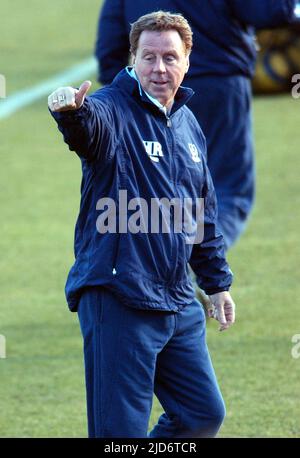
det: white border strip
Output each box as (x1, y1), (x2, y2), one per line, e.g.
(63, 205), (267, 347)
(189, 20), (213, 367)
(0, 57), (97, 120)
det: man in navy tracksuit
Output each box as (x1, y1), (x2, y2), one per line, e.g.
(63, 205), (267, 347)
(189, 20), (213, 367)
(49, 12), (235, 438)
(95, 0), (296, 248)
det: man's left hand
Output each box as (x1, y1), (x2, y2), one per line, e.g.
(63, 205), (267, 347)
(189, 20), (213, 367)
(208, 291), (236, 332)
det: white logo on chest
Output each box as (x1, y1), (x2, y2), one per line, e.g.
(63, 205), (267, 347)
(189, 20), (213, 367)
(143, 141), (164, 163)
(188, 143), (201, 163)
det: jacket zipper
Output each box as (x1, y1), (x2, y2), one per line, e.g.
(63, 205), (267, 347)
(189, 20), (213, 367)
(112, 233), (121, 276)
(163, 113), (178, 282)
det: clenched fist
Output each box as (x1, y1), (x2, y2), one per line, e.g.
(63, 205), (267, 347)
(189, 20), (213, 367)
(48, 80), (92, 112)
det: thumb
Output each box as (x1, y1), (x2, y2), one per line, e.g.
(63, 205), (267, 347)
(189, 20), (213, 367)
(75, 80), (92, 107)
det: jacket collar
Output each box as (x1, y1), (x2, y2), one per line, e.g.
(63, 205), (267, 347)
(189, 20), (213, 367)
(111, 67), (194, 116)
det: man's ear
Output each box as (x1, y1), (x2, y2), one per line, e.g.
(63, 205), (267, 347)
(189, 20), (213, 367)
(185, 55), (190, 74)
(131, 54), (136, 66)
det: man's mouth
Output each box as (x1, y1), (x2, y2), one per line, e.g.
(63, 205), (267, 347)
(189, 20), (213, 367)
(151, 81), (168, 86)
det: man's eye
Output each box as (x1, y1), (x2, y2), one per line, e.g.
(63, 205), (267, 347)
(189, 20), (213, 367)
(165, 55), (176, 63)
(144, 56), (154, 61)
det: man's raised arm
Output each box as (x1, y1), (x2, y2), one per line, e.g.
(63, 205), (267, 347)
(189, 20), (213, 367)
(48, 80), (113, 162)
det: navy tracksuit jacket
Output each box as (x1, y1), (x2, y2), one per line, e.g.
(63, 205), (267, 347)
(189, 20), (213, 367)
(51, 69), (232, 313)
(95, 0), (296, 248)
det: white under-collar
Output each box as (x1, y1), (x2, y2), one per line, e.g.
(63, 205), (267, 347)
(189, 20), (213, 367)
(126, 67), (172, 116)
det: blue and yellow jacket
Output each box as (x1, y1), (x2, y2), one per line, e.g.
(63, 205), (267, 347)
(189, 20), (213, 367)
(50, 69), (232, 312)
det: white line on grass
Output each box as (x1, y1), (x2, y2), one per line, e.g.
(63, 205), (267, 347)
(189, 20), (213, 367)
(0, 57), (97, 120)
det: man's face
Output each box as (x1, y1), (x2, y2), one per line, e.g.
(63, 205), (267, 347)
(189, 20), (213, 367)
(133, 30), (190, 109)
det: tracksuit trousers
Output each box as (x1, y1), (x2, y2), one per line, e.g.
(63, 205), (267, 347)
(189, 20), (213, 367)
(77, 286), (226, 438)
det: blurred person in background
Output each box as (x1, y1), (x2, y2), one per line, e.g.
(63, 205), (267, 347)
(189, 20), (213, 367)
(95, 0), (296, 250)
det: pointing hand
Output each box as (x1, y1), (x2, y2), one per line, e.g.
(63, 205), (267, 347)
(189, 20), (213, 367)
(48, 80), (92, 112)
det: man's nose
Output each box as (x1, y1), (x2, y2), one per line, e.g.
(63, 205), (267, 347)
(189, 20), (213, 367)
(153, 57), (166, 73)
